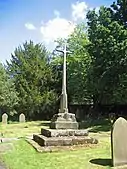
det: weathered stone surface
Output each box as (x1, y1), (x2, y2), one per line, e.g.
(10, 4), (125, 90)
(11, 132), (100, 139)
(2, 113), (8, 124)
(51, 113), (77, 122)
(74, 130), (89, 136)
(72, 136), (98, 145)
(50, 113), (79, 129)
(41, 128), (88, 137)
(33, 134), (98, 147)
(27, 138), (98, 153)
(19, 113), (25, 123)
(0, 138), (19, 143)
(50, 121), (78, 129)
(33, 134), (72, 146)
(111, 117), (127, 167)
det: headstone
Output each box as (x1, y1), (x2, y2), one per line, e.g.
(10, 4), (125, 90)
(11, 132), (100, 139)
(109, 113), (116, 124)
(2, 113), (8, 124)
(111, 117), (127, 167)
(19, 113), (25, 123)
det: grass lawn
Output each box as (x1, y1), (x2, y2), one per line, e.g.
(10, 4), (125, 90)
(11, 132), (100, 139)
(0, 120), (112, 169)
(0, 121), (49, 138)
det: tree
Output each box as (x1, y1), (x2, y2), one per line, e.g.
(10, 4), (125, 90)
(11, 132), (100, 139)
(67, 24), (92, 104)
(0, 63), (18, 112)
(7, 41), (57, 119)
(51, 24), (92, 104)
(86, 5), (127, 105)
(110, 0), (127, 27)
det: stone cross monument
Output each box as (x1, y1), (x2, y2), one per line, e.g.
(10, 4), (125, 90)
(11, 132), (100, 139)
(33, 43), (98, 146)
(50, 43), (78, 129)
(58, 43), (69, 114)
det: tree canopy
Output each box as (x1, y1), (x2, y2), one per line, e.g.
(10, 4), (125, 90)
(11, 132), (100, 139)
(86, 1), (127, 105)
(0, 63), (18, 112)
(7, 41), (57, 119)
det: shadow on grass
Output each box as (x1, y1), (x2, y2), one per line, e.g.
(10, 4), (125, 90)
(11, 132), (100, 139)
(79, 118), (111, 133)
(26, 121), (50, 127)
(89, 124), (111, 133)
(37, 122), (50, 127)
(90, 158), (112, 167)
(38, 118), (112, 133)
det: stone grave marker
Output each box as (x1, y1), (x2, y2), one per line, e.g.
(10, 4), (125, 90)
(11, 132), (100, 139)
(111, 117), (127, 167)
(2, 113), (8, 124)
(19, 113), (25, 123)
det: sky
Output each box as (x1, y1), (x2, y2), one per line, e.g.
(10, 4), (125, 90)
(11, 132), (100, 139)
(0, 0), (114, 63)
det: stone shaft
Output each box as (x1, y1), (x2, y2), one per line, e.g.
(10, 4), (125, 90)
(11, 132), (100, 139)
(50, 43), (78, 129)
(59, 43), (68, 113)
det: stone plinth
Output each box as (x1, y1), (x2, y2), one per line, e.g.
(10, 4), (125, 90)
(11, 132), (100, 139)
(33, 113), (98, 149)
(33, 134), (98, 147)
(50, 121), (78, 129)
(41, 128), (88, 137)
(50, 113), (78, 129)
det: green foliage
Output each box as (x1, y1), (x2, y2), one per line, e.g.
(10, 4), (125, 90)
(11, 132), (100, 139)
(52, 24), (92, 104)
(86, 4), (127, 104)
(67, 24), (92, 104)
(110, 0), (127, 27)
(7, 41), (57, 119)
(0, 63), (18, 111)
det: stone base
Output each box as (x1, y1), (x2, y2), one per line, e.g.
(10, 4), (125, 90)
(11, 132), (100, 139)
(32, 111), (98, 148)
(50, 121), (78, 129)
(50, 113), (79, 129)
(41, 128), (88, 137)
(33, 134), (98, 147)
(27, 138), (98, 153)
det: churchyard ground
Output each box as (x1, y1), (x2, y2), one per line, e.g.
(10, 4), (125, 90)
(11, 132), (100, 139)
(0, 119), (111, 169)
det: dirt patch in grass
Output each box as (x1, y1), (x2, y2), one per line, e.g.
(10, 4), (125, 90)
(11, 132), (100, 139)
(0, 143), (14, 153)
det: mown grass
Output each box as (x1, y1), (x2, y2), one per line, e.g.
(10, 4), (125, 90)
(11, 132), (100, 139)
(0, 120), (112, 169)
(2, 138), (111, 169)
(0, 121), (50, 138)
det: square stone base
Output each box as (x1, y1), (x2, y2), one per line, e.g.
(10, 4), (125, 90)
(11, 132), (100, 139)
(33, 134), (98, 147)
(50, 121), (78, 129)
(41, 128), (89, 137)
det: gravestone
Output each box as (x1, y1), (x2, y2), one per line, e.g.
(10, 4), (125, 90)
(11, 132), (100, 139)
(2, 113), (8, 124)
(19, 113), (25, 123)
(109, 113), (116, 124)
(111, 117), (127, 167)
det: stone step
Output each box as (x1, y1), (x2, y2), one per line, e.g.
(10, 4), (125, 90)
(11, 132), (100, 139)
(33, 134), (98, 147)
(41, 128), (89, 137)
